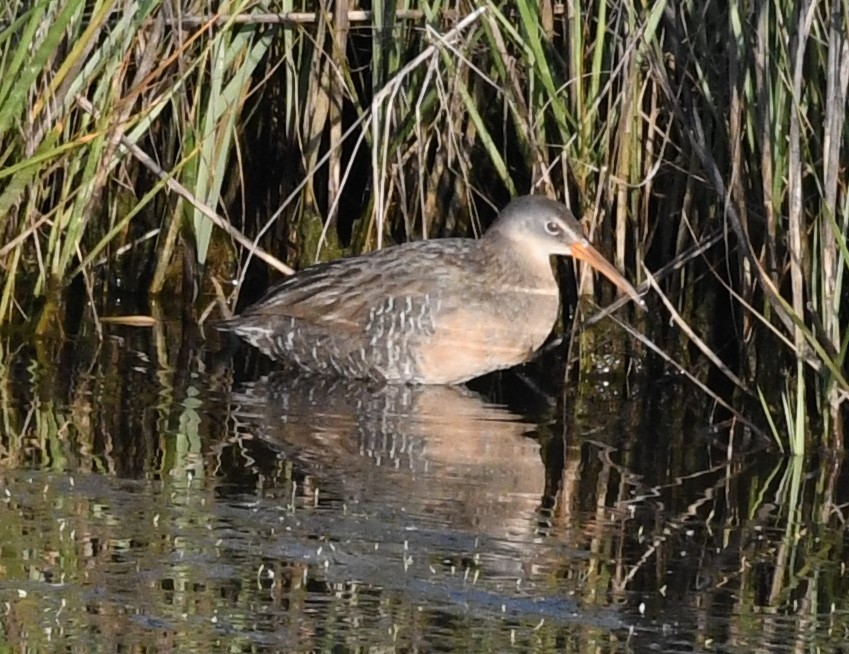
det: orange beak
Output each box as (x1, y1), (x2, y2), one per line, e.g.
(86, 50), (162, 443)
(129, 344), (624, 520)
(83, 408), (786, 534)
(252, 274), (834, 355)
(570, 240), (645, 309)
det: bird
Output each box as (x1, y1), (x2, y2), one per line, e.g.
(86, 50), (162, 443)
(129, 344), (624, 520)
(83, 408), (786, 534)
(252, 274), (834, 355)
(217, 195), (644, 385)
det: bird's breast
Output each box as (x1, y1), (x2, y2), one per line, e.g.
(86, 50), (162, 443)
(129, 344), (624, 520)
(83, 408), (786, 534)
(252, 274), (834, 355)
(405, 281), (561, 384)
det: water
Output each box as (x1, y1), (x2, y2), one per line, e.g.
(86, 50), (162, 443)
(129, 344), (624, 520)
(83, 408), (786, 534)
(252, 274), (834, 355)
(1, 318), (848, 652)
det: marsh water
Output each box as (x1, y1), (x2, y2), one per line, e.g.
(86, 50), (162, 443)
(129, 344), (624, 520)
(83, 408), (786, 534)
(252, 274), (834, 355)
(1, 308), (848, 653)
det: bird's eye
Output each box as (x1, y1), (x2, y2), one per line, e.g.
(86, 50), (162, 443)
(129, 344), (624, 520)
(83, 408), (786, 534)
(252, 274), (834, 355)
(544, 221), (562, 236)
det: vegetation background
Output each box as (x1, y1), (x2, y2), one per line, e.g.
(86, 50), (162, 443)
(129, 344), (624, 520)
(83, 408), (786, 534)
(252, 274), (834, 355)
(0, 0), (847, 451)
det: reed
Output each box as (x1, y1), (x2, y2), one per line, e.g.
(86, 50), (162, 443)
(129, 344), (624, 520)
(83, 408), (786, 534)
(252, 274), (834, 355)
(0, 0), (847, 447)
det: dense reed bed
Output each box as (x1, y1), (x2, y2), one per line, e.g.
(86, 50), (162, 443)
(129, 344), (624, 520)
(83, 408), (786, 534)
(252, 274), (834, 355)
(0, 0), (847, 450)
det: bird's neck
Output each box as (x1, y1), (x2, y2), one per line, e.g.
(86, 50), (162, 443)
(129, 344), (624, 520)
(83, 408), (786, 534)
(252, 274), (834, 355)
(480, 233), (557, 289)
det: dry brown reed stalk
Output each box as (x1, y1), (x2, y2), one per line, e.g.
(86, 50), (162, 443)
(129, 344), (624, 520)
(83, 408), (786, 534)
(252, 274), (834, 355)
(606, 312), (765, 439)
(73, 96), (293, 277)
(252, 5), (488, 270)
(173, 9), (427, 26)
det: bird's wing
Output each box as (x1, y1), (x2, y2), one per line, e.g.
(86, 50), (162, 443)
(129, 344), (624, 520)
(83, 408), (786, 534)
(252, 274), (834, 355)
(234, 239), (479, 331)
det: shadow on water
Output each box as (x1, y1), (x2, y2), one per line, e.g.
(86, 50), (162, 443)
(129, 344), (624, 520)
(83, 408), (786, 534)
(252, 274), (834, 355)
(1, 312), (849, 652)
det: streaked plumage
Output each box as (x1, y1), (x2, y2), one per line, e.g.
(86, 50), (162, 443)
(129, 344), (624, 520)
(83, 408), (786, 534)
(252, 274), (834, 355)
(217, 195), (643, 384)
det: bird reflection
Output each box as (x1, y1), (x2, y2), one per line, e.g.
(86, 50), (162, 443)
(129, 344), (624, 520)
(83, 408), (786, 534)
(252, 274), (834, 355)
(226, 373), (548, 544)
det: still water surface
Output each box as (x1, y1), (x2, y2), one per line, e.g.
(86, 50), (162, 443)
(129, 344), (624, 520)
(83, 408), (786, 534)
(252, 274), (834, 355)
(0, 318), (847, 652)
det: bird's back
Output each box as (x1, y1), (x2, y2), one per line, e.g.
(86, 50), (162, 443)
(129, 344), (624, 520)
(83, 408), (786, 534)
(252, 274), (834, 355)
(219, 238), (527, 383)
